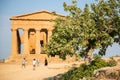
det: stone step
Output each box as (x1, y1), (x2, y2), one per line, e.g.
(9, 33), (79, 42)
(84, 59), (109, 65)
(5, 54), (76, 64)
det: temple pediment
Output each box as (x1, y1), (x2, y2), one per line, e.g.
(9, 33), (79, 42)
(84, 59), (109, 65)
(10, 10), (65, 20)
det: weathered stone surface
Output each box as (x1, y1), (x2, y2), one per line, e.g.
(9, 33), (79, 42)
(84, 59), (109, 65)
(94, 66), (120, 80)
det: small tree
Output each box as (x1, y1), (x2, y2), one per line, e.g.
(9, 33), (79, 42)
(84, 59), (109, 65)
(45, 0), (120, 64)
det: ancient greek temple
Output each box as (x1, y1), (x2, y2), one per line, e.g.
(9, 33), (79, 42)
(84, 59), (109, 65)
(10, 10), (65, 56)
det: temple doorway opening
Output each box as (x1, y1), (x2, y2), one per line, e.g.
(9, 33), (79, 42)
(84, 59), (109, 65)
(17, 29), (24, 54)
(40, 29), (47, 53)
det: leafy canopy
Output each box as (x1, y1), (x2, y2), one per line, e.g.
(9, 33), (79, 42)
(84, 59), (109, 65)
(45, 0), (120, 59)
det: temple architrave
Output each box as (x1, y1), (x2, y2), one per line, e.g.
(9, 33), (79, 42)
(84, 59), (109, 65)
(10, 10), (65, 57)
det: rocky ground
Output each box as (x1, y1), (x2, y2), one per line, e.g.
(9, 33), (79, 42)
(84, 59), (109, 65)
(93, 56), (120, 80)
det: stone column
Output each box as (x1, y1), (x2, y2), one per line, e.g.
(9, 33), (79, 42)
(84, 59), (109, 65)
(48, 29), (52, 42)
(43, 33), (46, 46)
(11, 28), (18, 56)
(23, 29), (29, 54)
(35, 29), (41, 54)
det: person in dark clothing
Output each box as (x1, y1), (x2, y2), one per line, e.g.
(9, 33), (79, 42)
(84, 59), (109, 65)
(44, 58), (48, 66)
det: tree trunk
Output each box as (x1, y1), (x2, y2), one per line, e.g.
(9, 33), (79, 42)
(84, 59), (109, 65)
(84, 48), (93, 65)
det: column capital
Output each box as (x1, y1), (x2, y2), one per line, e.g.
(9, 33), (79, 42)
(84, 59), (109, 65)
(24, 28), (29, 31)
(36, 29), (40, 31)
(35, 28), (41, 31)
(48, 28), (53, 31)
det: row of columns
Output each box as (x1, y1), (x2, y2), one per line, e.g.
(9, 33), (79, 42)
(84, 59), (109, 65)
(11, 28), (52, 56)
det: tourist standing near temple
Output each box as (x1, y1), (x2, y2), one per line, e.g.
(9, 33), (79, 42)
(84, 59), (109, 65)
(36, 59), (40, 67)
(44, 58), (48, 66)
(32, 58), (37, 70)
(22, 58), (26, 68)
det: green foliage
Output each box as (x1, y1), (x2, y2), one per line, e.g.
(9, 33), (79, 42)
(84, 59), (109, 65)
(61, 54), (117, 80)
(61, 68), (78, 80)
(91, 54), (107, 68)
(45, 0), (120, 60)
(61, 64), (92, 80)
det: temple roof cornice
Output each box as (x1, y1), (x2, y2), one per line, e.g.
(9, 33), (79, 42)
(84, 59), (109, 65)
(10, 10), (65, 20)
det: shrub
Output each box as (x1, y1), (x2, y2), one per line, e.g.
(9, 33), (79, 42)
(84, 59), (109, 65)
(61, 54), (108, 80)
(61, 67), (77, 80)
(91, 54), (107, 68)
(61, 55), (117, 80)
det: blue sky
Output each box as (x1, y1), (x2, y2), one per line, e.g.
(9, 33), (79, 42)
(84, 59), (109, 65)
(0, 0), (120, 59)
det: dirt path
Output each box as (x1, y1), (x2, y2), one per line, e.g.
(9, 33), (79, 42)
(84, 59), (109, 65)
(0, 62), (81, 80)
